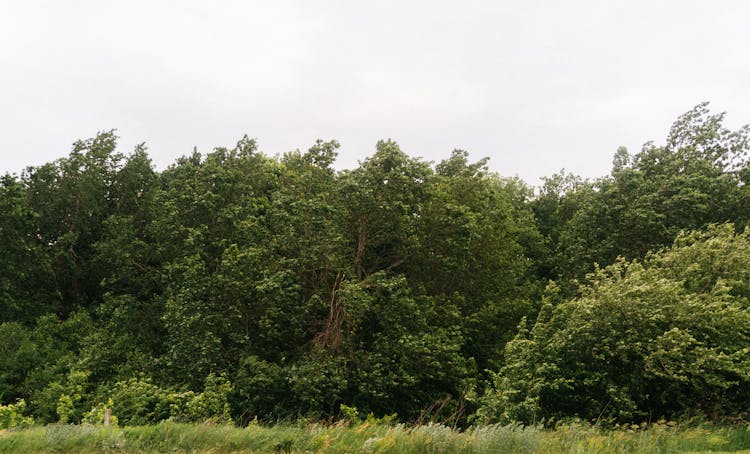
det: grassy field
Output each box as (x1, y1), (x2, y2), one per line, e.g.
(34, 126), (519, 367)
(1, 420), (750, 453)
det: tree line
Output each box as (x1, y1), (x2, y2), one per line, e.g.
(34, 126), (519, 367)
(1, 102), (749, 426)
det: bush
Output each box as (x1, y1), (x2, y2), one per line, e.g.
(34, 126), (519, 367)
(230, 355), (288, 423)
(479, 224), (750, 424)
(170, 373), (232, 423)
(82, 399), (118, 426)
(286, 352), (347, 418)
(107, 376), (173, 426)
(0, 399), (34, 429)
(106, 373), (233, 425)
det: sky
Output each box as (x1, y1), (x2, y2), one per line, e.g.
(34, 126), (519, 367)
(2, 0), (749, 185)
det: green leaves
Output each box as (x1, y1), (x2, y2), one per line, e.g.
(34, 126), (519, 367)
(541, 104), (750, 290)
(3, 106), (750, 426)
(0, 399), (34, 429)
(0, 175), (59, 323)
(480, 224), (750, 424)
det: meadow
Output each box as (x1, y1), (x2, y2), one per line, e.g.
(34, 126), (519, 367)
(2, 421), (750, 453)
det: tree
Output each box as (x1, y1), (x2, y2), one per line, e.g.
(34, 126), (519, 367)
(411, 150), (542, 371)
(548, 103), (749, 288)
(338, 140), (432, 280)
(0, 175), (59, 324)
(154, 139), (283, 386)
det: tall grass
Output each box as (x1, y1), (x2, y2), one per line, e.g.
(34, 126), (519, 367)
(1, 420), (749, 453)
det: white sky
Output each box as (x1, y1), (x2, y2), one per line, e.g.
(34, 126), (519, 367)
(2, 0), (749, 185)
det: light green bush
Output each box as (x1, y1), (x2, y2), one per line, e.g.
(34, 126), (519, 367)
(479, 225), (750, 424)
(82, 398), (118, 427)
(0, 399), (34, 429)
(107, 376), (173, 426)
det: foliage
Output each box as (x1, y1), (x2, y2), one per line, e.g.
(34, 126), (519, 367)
(106, 376), (174, 426)
(230, 355), (287, 423)
(0, 176), (59, 324)
(538, 103), (750, 289)
(169, 373), (233, 424)
(478, 224), (750, 424)
(0, 104), (749, 426)
(0, 399), (34, 430)
(82, 398), (118, 426)
(51, 370), (91, 424)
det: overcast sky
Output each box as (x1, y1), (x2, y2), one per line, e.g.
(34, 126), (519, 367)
(2, 1), (749, 185)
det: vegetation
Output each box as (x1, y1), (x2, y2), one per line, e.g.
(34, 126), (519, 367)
(1, 102), (749, 437)
(478, 225), (750, 425)
(2, 420), (750, 453)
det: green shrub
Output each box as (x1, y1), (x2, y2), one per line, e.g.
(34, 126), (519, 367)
(56, 394), (74, 424)
(339, 404), (360, 423)
(107, 376), (173, 426)
(82, 398), (118, 426)
(28, 368), (94, 424)
(170, 373), (232, 423)
(479, 225), (750, 424)
(0, 399), (34, 429)
(230, 355), (288, 423)
(286, 351), (347, 418)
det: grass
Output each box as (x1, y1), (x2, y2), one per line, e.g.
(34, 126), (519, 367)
(1, 420), (750, 453)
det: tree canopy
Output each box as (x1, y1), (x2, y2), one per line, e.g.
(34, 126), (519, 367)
(1, 103), (749, 426)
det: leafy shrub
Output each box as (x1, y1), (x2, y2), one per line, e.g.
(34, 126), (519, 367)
(286, 351), (347, 418)
(82, 398), (118, 426)
(56, 394), (74, 424)
(479, 224), (750, 424)
(339, 404), (360, 423)
(0, 399), (34, 429)
(0, 322), (36, 404)
(107, 376), (173, 426)
(170, 373), (232, 423)
(47, 370), (91, 424)
(230, 355), (288, 423)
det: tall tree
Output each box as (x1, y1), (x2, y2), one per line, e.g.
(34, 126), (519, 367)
(548, 103), (750, 288)
(0, 175), (59, 324)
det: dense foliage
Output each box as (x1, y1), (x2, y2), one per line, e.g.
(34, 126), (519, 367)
(478, 225), (750, 424)
(0, 103), (748, 426)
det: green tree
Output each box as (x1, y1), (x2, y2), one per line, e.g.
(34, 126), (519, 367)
(0, 175), (59, 324)
(412, 151), (542, 371)
(339, 140), (432, 280)
(154, 138), (289, 385)
(339, 273), (473, 420)
(547, 103), (749, 288)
